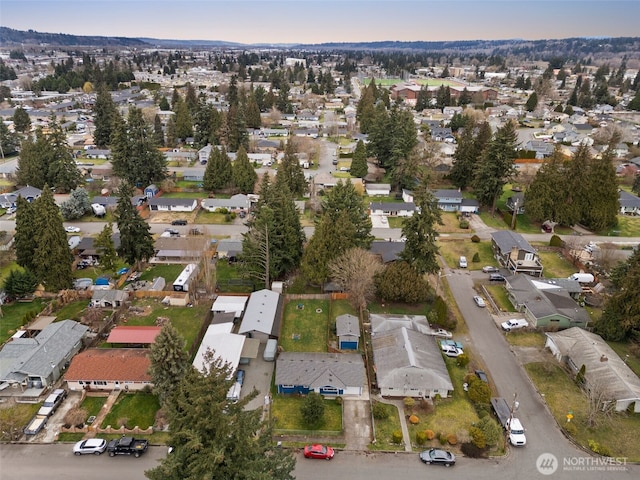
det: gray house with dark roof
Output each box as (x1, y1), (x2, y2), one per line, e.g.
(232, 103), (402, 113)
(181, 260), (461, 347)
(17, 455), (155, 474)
(148, 197), (198, 212)
(619, 190), (640, 216)
(238, 289), (283, 343)
(491, 230), (543, 277)
(0, 320), (88, 392)
(336, 314), (360, 350)
(369, 241), (405, 264)
(369, 201), (416, 217)
(275, 352), (365, 396)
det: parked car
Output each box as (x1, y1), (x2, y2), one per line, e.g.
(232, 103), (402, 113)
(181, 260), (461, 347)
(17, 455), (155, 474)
(440, 339), (464, 350)
(441, 345), (464, 358)
(489, 273), (506, 282)
(74, 438), (107, 456)
(236, 369), (245, 386)
(473, 296), (486, 307)
(501, 318), (529, 331)
(458, 256), (468, 268)
(419, 448), (456, 467)
(432, 328), (452, 339)
(106, 436), (149, 457)
(475, 370), (489, 383)
(171, 219), (188, 225)
(38, 388), (67, 417)
(482, 266), (499, 273)
(303, 444), (335, 460)
(65, 226), (81, 233)
(164, 228), (180, 236)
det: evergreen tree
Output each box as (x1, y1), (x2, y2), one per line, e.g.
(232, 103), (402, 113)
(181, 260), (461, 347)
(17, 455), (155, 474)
(375, 261), (431, 303)
(275, 141), (307, 197)
(581, 147), (619, 231)
(245, 91), (262, 129)
(628, 89), (640, 111)
(632, 172), (640, 195)
(60, 187), (91, 220)
(350, 140), (368, 178)
(145, 355), (296, 480)
(525, 91), (538, 112)
(225, 104), (248, 152)
(13, 196), (37, 272)
(12, 106), (31, 134)
(231, 145), (258, 194)
(400, 172), (442, 275)
(94, 223), (118, 272)
(473, 121), (518, 213)
(203, 146), (232, 192)
(0, 121), (18, 157)
(322, 180), (373, 249)
(45, 116), (81, 192)
(415, 84), (431, 111)
(148, 323), (189, 405)
(172, 97), (193, 141)
(367, 102), (392, 167)
(153, 114), (165, 147)
(92, 84), (117, 147)
(111, 107), (167, 187)
(115, 183), (155, 268)
(301, 210), (357, 287)
(158, 96), (170, 111)
(184, 83), (198, 114)
(165, 116), (178, 148)
(356, 78), (378, 134)
(3, 269), (38, 298)
(32, 187), (73, 291)
(565, 143), (593, 226)
(449, 121), (476, 190)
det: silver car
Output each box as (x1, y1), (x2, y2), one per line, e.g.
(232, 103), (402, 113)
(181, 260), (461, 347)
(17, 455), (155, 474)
(73, 438), (107, 455)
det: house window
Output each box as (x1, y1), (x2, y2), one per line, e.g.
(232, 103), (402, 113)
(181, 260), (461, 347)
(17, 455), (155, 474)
(281, 385), (295, 389)
(524, 253), (534, 261)
(94, 381), (107, 386)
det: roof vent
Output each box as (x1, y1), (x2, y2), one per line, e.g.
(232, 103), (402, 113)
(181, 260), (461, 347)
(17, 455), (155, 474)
(600, 354), (608, 362)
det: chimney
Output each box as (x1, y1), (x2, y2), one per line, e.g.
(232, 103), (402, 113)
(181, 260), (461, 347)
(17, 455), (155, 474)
(600, 355), (608, 362)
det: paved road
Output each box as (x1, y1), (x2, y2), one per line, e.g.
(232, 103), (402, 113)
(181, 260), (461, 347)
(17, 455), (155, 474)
(1, 445), (636, 480)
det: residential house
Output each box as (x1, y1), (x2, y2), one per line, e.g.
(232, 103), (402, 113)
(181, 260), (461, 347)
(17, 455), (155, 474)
(431, 127), (455, 143)
(369, 241), (405, 264)
(64, 348), (151, 392)
(106, 326), (162, 346)
(369, 201), (416, 217)
(90, 289), (128, 308)
(0, 185), (43, 209)
(372, 327), (453, 398)
(505, 275), (589, 328)
(545, 328), (640, 413)
(76, 233), (121, 260)
(198, 144), (213, 164)
(192, 322), (246, 375)
(153, 236), (209, 263)
(336, 314), (360, 350)
(201, 194), (249, 213)
(0, 320), (88, 390)
(148, 197), (198, 212)
(433, 189), (479, 213)
(182, 168), (205, 182)
(144, 184), (159, 198)
(275, 352), (365, 396)
(506, 192), (526, 214)
(238, 289), (283, 343)
(524, 140), (555, 159)
(369, 313), (432, 335)
(365, 183), (391, 197)
(216, 239), (243, 260)
(211, 295), (249, 319)
(491, 230), (543, 277)
(619, 190), (640, 216)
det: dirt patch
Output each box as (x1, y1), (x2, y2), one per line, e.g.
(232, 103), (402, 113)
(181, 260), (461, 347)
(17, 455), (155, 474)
(148, 211), (198, 224)
(512, 345), (551, 365)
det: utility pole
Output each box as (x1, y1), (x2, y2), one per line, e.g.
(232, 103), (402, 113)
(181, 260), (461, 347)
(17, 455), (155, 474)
(510, 198), (519, 230)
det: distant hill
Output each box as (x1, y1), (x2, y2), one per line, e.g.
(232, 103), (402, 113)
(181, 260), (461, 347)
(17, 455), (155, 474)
(1, 27), (639, 59)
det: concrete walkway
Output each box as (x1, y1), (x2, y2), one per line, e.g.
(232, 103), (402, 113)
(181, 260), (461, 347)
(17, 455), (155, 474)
(373, 395), (411, 452)
(85, 390), (121, 437)
(342, 397), (372, 451)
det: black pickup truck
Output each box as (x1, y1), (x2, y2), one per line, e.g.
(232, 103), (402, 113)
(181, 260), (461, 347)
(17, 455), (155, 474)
(107, 436), (149, 457)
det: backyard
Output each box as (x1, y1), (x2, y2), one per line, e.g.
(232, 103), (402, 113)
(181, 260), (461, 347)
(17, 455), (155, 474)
(0, 299), (45, 345)
(279, 299), (330, 353)
(437, 238), (496, 270)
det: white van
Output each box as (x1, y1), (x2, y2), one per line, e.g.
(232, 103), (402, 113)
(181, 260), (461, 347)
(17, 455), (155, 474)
(263, 339), (278, 362)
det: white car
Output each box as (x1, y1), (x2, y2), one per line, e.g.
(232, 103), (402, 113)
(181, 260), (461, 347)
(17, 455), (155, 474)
(73, 438), (107, 455)
(482, 266), (499, 273)
(459, 256), (468, 268)
(432, 328), (452, 339)
(65, 226), (81, 233)
(441, 345), (464, 358)
(473, 296), (486, 308)
(501, 319), (529, 331)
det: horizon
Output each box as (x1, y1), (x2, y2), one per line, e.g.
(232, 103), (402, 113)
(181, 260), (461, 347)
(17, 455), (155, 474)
(2, 1), (640, 45)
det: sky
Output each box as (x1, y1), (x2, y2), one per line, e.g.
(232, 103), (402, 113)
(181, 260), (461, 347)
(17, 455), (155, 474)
(2, 0), (639, 45)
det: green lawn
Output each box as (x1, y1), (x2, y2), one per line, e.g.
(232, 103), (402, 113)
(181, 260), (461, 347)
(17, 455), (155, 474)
(502, 331), (546, 348)
(0, 299), (45, 345)
(279, 299), (329, 352)
(100, 392), (160, 429)
(138, 264), (186, 283)
(124, 300), (210, 353)
(597, 216), (640, 237)
(215, 261), (255, 293)
(526, 362), (640, 461)
(160, 192), (204, 199)
(607, 341), (640, 377)
(0, 261), (22, 285)
(370, 401), (404, 451)
(80, 396), (107, 419)
(194, 210), (235, 224)
(485, 285), (517, 313)
(55, 300), (89, 321)
(536, 248), (576, 278)
(437, 239), (495, 270)
(271, 395), (342, 434)
(0, 403), (40, 441)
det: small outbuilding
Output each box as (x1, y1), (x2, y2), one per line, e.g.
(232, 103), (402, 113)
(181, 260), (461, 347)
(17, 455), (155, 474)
(336, 314), (360, 350)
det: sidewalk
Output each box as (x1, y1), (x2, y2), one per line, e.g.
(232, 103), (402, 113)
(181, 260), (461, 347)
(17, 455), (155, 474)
(373, 395), (412, 452)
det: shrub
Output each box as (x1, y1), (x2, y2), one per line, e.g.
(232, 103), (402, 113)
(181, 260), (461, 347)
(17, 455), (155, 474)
(335, 396), (343, 405)
(392, 430), (403, 444)
(372, 402), (389, 420)
(409, 414), (419, 425)
(471, 235), (481, 243)
(477, 416), (502, 447)
(469, 426), (486, 449)
(425, 429), (435, 440)
(456, 353), (470, 368)
(65, 407), (88, 427)
(467, 378), (491, 404)
(461, 442), (486, 458)
(416, 430), (428, 445)
(549, 234), (563, 247)
(403, 397), (415, 409)
(447, 433), (458, 445)
(438, 432), (448, 445)
(563, 422), (577, 437)
(472, 252), (480, 263)
(459, 219), (470, 229)
(300, 392), (325, 427)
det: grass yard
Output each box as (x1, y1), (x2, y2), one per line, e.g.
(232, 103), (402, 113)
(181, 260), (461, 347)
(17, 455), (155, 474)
(271, 395), (342, 434)
(175, 180), (202, 189)
(526, 362), (640, 461)
(437, 238), (495, 270)
(536, 248), (576, 278)
(607, 341), (640, 377)
(55, 300), (89, 321)
(598, 215), (640, 237)
(215, 261), (255, 293)
(124, 300), (210, 353)
(367, 300), (429, 316)
(160, 192), (204, 199)
(194, 209), (235, 224)
(138, 264), (186, 283)
(100, 392), (160, 430)
(0, 261), (21, 285)
(279, 299), (329, 352)
(370, 401), (404, 451)
(0, 299), (45, 345)
(406, 358), (484, 452)
(0, 403), (40, 441)
(80, 395), (108, 419)
(502, 331), (546, 348)
(485, 285), (517, 313)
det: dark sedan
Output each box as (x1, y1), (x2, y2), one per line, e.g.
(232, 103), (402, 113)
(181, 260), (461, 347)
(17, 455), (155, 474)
(419, 448), (456, 467)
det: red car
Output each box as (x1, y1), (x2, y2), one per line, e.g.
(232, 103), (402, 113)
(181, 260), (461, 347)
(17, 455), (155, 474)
(303, 444), (335, 460)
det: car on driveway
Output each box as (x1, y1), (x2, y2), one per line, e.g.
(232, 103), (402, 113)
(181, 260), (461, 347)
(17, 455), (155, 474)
(65, 226), (81, 233)
(236, 369), (245, 386)
(458, 256), (467, 268)
(489, 273), (506, 282)
(171, 219), (188, 225)
(74, 438), (107, 456)
(38, 388), (67, 417)
(419, 448), (456, 467)
(501, 318), (529, 331)
(440, 339), (463, 350)
(473, 295), (486, 307)
(482, 266), (499, 273)
(441, 345), (464, 358)
(303, 444), (335, 460)
(432, 328), (452, 339)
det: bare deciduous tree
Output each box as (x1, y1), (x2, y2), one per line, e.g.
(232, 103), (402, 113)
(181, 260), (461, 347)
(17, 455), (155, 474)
(584, 376), (615, 428)
(329, 248), (383, 313)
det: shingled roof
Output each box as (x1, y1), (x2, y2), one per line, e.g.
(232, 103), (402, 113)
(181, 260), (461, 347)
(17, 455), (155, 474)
(64, 348), (151, 383)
